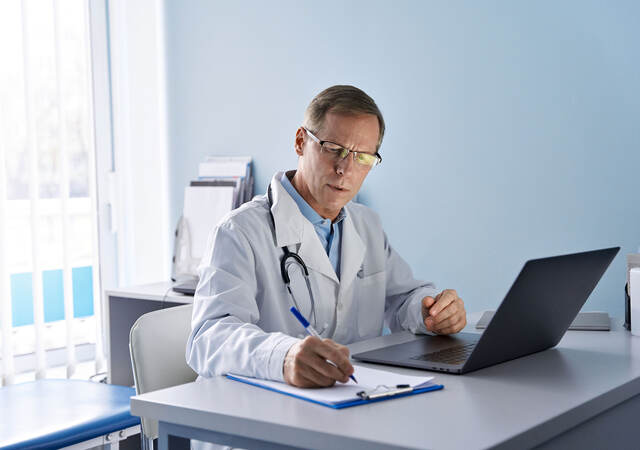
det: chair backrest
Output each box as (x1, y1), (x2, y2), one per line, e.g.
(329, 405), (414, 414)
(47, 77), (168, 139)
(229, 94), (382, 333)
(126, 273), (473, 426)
(129, 304), (197, 440)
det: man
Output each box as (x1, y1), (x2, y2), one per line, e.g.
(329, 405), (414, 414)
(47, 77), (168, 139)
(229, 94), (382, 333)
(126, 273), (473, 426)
(186, 85), (466, 388)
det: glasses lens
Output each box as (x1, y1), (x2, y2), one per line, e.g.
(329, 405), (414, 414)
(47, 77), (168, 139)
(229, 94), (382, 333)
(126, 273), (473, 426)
(354, 152), (378, 167)
(321, 143), (380, 168)
(321, 143), (346, 159)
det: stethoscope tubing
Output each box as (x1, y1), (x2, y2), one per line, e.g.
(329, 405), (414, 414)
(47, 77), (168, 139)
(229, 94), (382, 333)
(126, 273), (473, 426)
(267, 185), (319, 328)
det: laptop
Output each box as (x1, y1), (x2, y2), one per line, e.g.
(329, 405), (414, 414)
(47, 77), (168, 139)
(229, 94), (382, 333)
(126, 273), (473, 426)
(352, 247), (619, 374)
(172, 277), (198, 296)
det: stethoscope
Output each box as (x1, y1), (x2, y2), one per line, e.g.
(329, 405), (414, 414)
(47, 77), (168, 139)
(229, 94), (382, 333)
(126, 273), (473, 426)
(267, 185), (320, 330)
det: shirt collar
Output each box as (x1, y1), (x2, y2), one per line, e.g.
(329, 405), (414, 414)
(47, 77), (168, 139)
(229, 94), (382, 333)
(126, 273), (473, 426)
(280, 171), (346, 226)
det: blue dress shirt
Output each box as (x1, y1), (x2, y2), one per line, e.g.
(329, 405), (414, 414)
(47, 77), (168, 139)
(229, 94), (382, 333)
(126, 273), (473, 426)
(280, 172), (345, 279)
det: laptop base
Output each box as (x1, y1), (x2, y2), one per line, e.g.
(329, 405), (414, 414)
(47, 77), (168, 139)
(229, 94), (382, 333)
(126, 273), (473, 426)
(353, 332), (481, 374)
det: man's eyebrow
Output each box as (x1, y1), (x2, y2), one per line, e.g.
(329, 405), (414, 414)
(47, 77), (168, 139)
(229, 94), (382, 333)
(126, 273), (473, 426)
(324, 139), (377, 155)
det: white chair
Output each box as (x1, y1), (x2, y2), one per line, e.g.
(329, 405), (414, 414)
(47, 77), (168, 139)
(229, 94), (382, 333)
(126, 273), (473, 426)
(129, 304), (197, 449)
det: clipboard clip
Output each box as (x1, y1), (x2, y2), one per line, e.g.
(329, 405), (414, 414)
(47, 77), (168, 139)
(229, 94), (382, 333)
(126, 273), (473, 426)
(356, 384), (413, 401)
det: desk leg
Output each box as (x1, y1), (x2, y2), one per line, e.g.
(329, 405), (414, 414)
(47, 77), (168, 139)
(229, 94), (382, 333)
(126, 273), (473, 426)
(157, 421), (303, 450)
(158, 422), (169, 450)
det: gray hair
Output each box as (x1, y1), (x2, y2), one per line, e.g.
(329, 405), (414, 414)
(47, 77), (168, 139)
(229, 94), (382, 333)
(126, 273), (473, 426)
(303, 85), (385, 151)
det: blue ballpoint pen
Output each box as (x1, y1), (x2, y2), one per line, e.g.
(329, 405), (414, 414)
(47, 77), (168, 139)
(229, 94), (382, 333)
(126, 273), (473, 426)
(289, 306), (358, 384)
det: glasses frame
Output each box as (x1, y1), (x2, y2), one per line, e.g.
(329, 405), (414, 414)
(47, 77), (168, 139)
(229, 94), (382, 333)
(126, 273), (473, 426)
(302, 127), (382, 168)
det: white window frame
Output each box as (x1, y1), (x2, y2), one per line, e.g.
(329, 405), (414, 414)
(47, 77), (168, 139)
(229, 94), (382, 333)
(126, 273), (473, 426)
(88, 0), (118, 375)
(103, 0), (171, 289)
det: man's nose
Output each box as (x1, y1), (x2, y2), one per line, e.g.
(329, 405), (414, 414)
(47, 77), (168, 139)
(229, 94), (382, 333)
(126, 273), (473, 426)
(335, 153), (354, 175)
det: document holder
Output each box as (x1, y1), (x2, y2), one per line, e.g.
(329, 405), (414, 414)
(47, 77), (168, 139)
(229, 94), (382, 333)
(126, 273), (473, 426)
(227, 367), (444, 409)
(356, 384), (414, 400)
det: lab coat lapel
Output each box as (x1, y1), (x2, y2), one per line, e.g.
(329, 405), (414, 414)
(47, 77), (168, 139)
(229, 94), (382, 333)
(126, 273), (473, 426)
(270, 173), (339, 284)
(269, 173), (304, 248)
(338, 210), (366, 293)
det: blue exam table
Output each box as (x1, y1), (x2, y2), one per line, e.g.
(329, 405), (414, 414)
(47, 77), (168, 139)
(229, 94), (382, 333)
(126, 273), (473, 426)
(0, 379), (140, 449)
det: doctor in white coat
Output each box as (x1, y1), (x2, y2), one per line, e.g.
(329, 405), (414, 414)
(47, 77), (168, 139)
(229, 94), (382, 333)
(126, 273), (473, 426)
(186, 85), (467, 389)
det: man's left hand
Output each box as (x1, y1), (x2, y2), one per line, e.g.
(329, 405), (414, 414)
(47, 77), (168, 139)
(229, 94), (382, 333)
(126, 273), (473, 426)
(422, 289), (467, 334)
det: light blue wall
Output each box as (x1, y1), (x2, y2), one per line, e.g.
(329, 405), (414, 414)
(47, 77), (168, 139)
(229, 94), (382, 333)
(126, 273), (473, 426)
(164, 1), (639, 317)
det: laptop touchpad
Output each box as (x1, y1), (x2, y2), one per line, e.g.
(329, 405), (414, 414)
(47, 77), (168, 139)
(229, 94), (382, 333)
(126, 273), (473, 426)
(381, 332), (480, 359)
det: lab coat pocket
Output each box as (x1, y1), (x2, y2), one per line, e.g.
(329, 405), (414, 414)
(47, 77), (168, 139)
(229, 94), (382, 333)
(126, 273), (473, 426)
(355, 271), (386, 338)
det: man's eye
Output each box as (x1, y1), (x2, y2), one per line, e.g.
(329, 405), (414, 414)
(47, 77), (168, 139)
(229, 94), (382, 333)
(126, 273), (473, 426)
(325, 146), (348, 157)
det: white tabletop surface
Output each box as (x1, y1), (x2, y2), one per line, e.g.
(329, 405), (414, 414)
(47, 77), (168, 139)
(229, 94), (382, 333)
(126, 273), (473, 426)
(105, 281), (193, 303)
(131, 313), (640, 450)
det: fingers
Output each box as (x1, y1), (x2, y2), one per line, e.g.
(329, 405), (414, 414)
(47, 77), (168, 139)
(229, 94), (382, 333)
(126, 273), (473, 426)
(298, 350), (350, 383)
(295, 363), (337, 388)
(431, 298), (459, 324)
(429, 289), (457, 317)
(317, 339), (353, 379)
(283, 337), (353, 387)
(421, 296), (435, 320)
(286, 362), (336, 388)
(434, 315), (467, 335)
(284, 339), (335, 387)
(423, 289), (467, 334)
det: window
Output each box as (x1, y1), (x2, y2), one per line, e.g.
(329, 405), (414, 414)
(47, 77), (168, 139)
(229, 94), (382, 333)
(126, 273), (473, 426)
(0, 0), (104, 384)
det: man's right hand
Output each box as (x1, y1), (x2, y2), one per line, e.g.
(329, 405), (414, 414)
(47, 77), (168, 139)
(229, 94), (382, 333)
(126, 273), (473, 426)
(283, 336), (354, 388)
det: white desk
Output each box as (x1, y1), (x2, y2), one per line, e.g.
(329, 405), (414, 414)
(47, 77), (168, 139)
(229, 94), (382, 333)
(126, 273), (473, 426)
(131, 314), (640, 449)
(105, 282), (192, 386)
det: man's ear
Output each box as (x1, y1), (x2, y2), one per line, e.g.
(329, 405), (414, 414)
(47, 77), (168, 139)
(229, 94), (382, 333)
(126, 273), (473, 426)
(294, 127), (305, 156)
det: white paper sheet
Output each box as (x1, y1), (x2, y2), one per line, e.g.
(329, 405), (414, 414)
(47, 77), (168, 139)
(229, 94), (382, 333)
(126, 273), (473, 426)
(183, 185), (235, 261)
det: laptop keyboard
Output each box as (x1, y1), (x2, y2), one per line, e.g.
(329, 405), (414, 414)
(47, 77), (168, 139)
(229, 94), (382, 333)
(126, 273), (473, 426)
(410, 343), (477, 365)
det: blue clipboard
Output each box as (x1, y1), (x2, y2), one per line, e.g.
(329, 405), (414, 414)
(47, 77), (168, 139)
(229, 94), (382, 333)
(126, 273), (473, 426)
(226, 374), (444, 409)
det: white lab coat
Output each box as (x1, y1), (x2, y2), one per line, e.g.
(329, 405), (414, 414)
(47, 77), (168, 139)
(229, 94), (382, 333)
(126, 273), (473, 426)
(186, 171), (438, 382)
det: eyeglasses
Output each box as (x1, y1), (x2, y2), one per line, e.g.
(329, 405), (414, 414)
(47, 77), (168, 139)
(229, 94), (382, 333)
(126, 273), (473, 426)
(302, 127), (382, 169)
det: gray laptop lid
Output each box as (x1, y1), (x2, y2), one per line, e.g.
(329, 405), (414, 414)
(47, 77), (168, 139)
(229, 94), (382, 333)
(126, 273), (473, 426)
(352, 247), (619, 374)
(461, 247), (619, 373)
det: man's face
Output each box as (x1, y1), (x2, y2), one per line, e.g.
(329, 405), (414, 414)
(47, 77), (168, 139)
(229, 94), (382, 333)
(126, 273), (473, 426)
(293, 112), (380, 221)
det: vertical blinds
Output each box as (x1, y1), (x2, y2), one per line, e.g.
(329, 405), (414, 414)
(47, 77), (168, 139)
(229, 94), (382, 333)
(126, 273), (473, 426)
(0, 0), (104, 385)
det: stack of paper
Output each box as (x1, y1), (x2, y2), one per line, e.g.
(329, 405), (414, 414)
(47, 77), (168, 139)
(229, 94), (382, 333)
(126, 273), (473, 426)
(227, 365), (442, 409)
(175, 156), (254, 278)
(196, 156), (254, 208)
